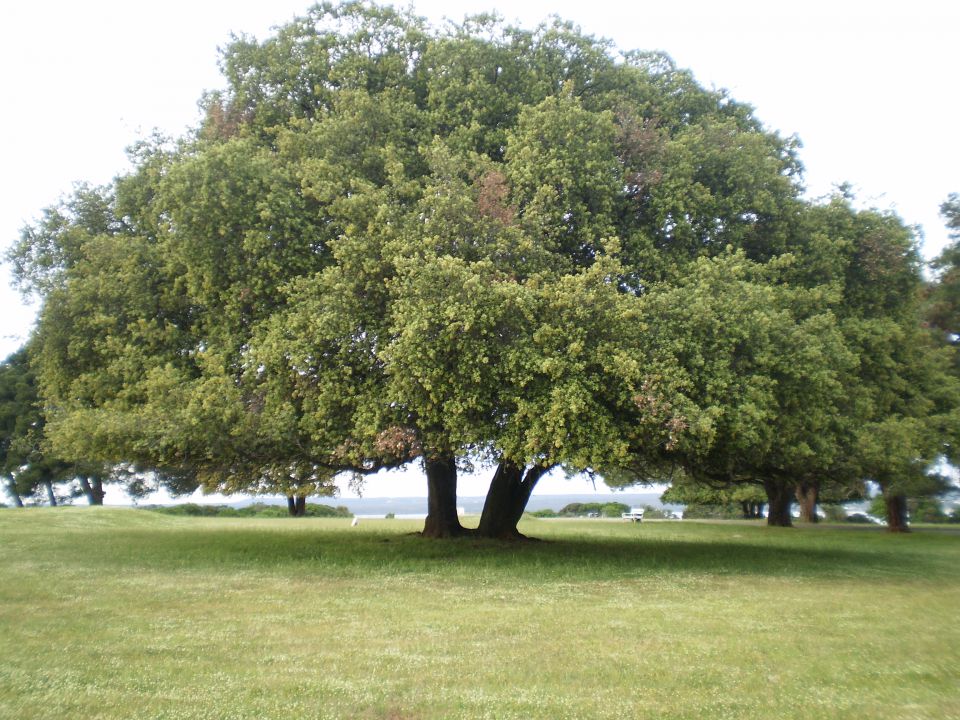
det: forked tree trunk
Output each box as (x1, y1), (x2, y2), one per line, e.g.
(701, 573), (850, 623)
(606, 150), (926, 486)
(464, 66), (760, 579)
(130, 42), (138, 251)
(79, 477), (105, 506)
(422, 454), (467, 538)
(287, 495), (307, 516)
(763, 479), (793, 527)
(477, 462), (548, 539)
(796, 481), (819, 523)
(884, 492), (910, 533)
(44, 480), (57, 507)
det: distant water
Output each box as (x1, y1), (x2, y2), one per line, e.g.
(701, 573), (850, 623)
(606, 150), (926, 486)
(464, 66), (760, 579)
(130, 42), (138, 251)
(243, 492), (675, 519)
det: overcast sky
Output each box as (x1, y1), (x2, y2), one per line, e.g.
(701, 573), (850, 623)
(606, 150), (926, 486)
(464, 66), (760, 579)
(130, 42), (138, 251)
(1, 0), (957, 499)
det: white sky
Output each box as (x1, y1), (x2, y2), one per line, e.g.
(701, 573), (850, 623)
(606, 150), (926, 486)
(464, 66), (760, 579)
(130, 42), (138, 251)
(1, 0), (957, 500)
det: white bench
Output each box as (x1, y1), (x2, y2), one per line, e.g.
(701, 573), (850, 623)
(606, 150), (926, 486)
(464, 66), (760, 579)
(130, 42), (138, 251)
(621, 507), (645, 523)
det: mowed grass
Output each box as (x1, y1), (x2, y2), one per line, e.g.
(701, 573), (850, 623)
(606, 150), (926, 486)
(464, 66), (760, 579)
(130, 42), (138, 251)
(1, 509), (958, 720)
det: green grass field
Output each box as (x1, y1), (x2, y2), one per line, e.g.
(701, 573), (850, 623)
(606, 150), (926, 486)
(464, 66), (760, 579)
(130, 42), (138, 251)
(1, 508), (958, 719)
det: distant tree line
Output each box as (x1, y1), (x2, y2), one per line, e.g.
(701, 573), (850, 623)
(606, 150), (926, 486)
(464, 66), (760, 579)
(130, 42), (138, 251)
(4, 2), (960, 535)
(529, 502), (673, 519)
(529, 502), (631, 518)
(144, 502), (352, 518)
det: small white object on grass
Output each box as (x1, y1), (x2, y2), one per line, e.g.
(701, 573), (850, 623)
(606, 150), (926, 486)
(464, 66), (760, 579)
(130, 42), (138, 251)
(351, 517), (359, 527)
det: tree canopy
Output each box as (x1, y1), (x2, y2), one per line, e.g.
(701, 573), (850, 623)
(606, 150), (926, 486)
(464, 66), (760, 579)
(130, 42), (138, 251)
(7, 1), (957, 533)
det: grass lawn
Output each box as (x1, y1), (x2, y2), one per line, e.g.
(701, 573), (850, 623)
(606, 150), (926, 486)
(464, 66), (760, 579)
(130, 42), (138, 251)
(1, 508), (958, 719)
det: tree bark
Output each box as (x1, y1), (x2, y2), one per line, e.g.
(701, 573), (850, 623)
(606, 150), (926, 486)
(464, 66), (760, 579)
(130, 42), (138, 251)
(44, 480), (57, 507)
(884, 492), (910, 533)
(79, 476), (105, 506)
(763, 479), (793, 527)
(421, 454), (467, 538)
(286, 495), (307, 516)
(477, 462), (548, 539)
(295, 495), (306, 516)
(795, 481), (819, 523)
(4, 478), (24, 507)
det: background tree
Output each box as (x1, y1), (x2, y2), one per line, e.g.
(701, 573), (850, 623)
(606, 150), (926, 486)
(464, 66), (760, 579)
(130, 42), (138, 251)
(616, 251), (856, 527)
(925, 193), (960, 350)
(821, 196), (960, 531)
(0, 345), (83, 505)
(0, 347), (42, 506)
(661, 476), (767, 520)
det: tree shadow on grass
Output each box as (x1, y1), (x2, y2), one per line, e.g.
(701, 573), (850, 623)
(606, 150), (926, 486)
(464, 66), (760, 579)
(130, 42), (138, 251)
(57, 519), (954, 583)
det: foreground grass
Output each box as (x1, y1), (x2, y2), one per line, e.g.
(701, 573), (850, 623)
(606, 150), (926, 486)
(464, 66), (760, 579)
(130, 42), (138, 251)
(1, 509), (958, 719)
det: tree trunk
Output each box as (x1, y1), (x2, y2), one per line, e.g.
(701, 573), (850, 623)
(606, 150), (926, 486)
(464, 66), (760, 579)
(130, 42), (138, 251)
(421, 454), (467, 538)
(884, 492), (910, 533)
(477, 462), (548, 539)
(795, 481), (819, 523)
(79, 477), (105, 506)
(44, 480), (57, 507)
(763, 479), (793, 527)
(286, 495), (307, 516)
(91, 477), (105, 505)
(4, 478), (24, 507)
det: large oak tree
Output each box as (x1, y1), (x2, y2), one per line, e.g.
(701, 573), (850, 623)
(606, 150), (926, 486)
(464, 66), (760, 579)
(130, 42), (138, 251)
(9, 2), (956, 535)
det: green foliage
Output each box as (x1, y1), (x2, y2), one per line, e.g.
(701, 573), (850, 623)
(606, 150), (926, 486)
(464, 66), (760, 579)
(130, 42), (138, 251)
(0, 348), (38, 500)
(531, 503), (670, 519)
(529, 502), (637, 518)
(553, 502), (631, 517)
(0, 345), (77, 504)
(820, 504), (850, 522)
(144, 502), (352, 518)
(909, 498), (952, 524)
(926, 193), (960, 351)
(638, 504), (673, 519)
(868, 494), (954, 524)
(661, 477), (766, 519)
(145, 502), (230, 517)
(640, 117), (801, 276)
(634, 252), (856, 489)
(679, 503), (746, 520)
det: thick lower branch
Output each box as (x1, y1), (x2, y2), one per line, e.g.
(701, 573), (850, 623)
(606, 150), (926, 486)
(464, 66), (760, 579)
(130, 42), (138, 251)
(477, 462), (549, 539)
